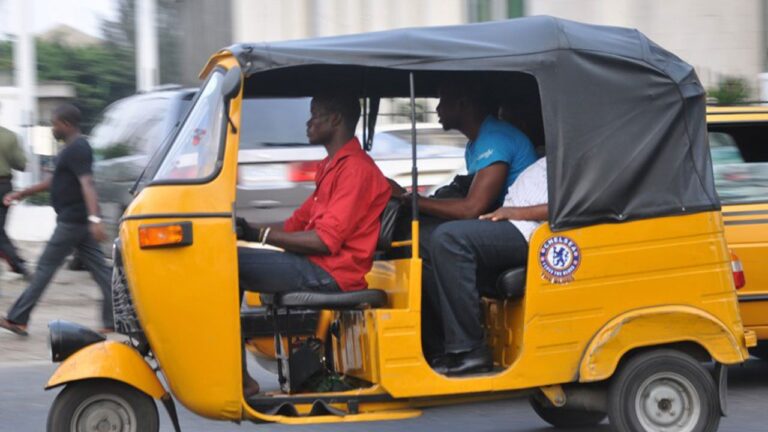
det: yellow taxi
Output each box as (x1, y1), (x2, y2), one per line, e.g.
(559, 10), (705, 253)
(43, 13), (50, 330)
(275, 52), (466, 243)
(708, 105), (768, 358)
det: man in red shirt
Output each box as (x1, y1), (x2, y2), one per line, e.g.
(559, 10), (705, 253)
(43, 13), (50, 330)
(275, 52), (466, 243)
(236, 93), (390, 394)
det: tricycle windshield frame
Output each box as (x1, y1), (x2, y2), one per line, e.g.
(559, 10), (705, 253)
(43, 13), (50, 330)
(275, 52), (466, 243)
(148, 68), (228, 186)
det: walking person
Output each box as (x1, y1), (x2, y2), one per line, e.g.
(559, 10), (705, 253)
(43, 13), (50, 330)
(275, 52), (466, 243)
(0, 103), (113, 336)
(0, 101), (29, 278)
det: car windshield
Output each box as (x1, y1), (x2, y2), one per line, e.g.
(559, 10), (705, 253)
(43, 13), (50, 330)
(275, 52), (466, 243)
(90, 96), (172, 160)
(239, 98), (312, 149)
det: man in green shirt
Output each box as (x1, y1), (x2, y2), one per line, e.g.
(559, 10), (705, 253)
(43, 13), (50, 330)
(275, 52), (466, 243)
(0, 102), (29, 278)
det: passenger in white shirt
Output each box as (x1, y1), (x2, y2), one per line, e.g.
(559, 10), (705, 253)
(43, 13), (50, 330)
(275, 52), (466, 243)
(428, 157), (547, 376)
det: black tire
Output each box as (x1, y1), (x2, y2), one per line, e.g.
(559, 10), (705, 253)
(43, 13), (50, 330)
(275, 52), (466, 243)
(47, 379), (159, 432)
(607, 349), (720, 432)
(530, 395), (607, 428)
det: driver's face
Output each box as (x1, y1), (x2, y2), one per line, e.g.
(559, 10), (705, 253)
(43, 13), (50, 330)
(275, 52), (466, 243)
(306, 100), (335, 145)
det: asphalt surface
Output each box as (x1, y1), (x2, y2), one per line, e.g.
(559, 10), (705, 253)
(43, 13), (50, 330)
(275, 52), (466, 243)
(1, 358), (767, 432)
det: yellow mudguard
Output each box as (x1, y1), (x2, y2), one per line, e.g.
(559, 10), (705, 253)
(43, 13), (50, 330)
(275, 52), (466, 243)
(46, 340), (166, 399)
(579, 305), (750, 382)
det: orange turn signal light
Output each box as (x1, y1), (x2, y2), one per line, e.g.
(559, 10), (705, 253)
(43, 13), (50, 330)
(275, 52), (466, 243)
(139, 222), (193, 249)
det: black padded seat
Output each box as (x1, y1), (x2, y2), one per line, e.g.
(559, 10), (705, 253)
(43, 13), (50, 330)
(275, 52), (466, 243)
(267, 289), (388, 310)
(492, 268), (526, 300)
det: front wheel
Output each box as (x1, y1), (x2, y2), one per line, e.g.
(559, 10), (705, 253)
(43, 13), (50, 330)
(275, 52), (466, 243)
(47, 379), (159, 432)
(529, 395), (607, 428)
(607, 349), (720, 432)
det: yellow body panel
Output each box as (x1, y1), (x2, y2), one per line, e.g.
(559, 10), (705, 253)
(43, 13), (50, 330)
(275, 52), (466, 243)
(119, 56), (244, 419)
(366, 211), (745, 398)
(722, 202), (768, 339)
(46, 341), (166, 399)
(707, 105), (768, 123)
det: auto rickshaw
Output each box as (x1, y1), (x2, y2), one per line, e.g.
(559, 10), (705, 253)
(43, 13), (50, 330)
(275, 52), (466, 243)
(43, 16), (755, 432)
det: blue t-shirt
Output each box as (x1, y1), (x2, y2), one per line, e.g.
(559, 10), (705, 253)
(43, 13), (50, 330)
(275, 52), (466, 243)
(465, 116), (537, 204)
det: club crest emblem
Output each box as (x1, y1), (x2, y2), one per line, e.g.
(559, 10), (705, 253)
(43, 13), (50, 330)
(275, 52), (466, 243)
(539, 236), (581, 283)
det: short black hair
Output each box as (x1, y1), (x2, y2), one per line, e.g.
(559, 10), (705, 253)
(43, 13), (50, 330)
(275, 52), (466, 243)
(312, 93), (361, 133)
(53, 103), (82, 128)
(438, 76), (496, 115)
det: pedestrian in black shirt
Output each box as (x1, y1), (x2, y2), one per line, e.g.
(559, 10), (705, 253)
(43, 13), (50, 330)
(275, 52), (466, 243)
(0, 104), (113, 336)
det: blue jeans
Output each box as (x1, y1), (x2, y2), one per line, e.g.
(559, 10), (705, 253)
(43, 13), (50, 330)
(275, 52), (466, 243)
(7, 222), (113, 328)
(424, 219), (528, 354)
(237, 247), (339, 294)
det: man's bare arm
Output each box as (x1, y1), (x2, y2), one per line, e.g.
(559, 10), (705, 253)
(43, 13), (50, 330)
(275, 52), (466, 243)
(414, 162), (509, 220)
(78, 174), (101, 218)
(2, 176), (51, 206)
(265, 230), (330, 255)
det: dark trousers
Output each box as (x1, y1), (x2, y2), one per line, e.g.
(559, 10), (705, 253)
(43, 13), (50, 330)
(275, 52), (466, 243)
(417, 215), (451, 358)
(424, 219), (528, 354)
(237, 247), (339, 388)
(0, 182), (25, 271)
(7, 222), (113, 328)
(237, 247), (340, 294)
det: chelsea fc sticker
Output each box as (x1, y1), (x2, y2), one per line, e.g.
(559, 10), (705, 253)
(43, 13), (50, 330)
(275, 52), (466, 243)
(539, 236), (581, 284)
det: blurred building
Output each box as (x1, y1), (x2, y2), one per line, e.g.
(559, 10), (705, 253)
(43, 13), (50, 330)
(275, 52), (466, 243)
(171, 0), (765, 96)
(527, 0), (767, 94)
(230, 0), (522, 42)
(175, 0), (233, 87)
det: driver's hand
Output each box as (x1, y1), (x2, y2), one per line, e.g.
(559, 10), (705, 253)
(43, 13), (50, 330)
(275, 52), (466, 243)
(236, 217), (255, 241)
(387, 178), (407, 199)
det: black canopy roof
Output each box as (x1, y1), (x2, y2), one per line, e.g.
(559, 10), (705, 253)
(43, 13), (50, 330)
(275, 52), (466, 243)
(219, 15), (718, 230)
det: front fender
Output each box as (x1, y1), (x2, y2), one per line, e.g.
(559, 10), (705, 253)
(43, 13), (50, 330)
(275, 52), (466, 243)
(579, 305), (749, 382)
(46, 340), (166, 399)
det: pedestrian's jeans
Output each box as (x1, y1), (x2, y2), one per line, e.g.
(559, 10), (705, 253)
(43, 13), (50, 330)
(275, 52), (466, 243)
(7, 222), (114, 328)
(0, 182), (25, 271)
(237, 247), (340, 295)
(425, 219), (528, 354)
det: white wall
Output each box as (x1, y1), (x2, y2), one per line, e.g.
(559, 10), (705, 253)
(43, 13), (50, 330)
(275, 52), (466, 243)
(232, 0), (466, 42)
(527, 0), (764, 92)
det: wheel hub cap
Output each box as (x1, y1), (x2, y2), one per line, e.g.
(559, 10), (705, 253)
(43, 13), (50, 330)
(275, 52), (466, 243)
(72, 394), (136, 432)
(635, 372), (701, 432)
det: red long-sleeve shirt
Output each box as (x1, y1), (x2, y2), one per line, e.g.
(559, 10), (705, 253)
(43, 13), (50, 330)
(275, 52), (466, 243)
(284, 138), (391, 291)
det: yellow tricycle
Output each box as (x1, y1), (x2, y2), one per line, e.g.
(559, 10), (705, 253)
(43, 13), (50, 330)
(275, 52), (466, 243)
(44, 16), (754, 432)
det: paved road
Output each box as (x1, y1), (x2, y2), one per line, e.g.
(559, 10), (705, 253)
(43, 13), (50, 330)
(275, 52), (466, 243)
(1, 358), (767, 432)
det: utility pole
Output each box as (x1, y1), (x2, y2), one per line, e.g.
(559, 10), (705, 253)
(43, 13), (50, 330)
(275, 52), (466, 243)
(136, 0), (159, 92)
(13, 0), (39, 184)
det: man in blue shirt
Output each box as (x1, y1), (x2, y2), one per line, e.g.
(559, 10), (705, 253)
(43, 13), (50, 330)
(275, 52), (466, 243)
(391, 77), (536, 366)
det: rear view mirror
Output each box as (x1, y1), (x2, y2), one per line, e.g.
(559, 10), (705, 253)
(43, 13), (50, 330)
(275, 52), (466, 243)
(221, 66), (242, 100)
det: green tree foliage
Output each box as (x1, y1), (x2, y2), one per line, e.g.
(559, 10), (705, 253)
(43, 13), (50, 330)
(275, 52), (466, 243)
(708, 77), (751, 104)
(36, 40), (135, 133)
(0, 0), (181, 132)
(0, 40), (12, 74)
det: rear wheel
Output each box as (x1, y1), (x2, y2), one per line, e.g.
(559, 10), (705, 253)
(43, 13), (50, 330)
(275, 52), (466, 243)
(47, 380), (159, 432)
(607, 349), (719, 432)
(529, 395), (607, 428)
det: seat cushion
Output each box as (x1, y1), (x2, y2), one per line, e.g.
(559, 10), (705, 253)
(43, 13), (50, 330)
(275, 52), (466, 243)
(273, 289), (388, 310)
(494, 268), (526, 300)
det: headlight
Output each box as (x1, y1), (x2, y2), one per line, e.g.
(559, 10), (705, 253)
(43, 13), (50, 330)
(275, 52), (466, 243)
(48, 320), (106, 362)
